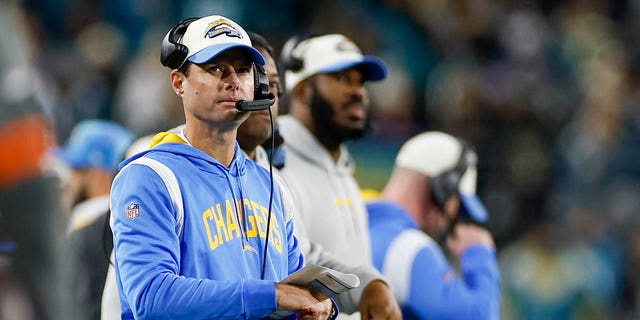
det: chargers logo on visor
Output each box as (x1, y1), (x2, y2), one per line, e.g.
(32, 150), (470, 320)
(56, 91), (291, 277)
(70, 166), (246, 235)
(335, 39), (361, 54)
(205, 19), (242, 39)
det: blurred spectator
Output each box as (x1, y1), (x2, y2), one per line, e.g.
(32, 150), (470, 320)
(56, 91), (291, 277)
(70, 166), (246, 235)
(0, 2), (62, 319)
(54, 119), (134, 320)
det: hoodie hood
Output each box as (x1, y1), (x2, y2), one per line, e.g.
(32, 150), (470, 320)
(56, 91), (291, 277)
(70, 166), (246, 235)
(119, 131), (247, 177)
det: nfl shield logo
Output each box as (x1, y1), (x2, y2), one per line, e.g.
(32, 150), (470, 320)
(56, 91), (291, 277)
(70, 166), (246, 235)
(126, 202), (140, 220)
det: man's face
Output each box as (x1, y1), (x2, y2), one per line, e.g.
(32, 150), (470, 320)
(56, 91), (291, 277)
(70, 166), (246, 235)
(178, 48), (254, 127)
(237, 45), (280, 148)
(310, 67), (370, 142)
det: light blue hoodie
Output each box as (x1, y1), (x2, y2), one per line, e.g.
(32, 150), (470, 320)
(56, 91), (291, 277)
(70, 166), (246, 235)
(110, 133), (302, 319)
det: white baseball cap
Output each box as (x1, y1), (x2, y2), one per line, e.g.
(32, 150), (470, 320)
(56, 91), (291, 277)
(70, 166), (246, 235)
(182, 15), (265, 66)
(395, 131), (489, 222)
(283, 34), (387, 91)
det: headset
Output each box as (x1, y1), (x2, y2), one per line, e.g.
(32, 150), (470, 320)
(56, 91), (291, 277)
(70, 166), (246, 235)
(238, 64), (275, 111)
(430, 138), (476, 212)
(430, 138), (482, 239)
(160, 17), (198, 70)
(248, 32), (284, 97)
(279, 34), (306, 72)
(279, 31), (327, 73)
(160, 17), (275, 111)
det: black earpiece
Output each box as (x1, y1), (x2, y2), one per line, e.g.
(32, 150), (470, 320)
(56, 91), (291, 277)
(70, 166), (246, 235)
(279, 34), (306, 72)
(279, 31), (328, 72)
(248, 31), (284, 97)
(279, 31), (328, 94)
(430, 139), (476, 211)
(235, 64), (275, 111)
(253, 64), (272, 101)
(161, 17), (200, 70)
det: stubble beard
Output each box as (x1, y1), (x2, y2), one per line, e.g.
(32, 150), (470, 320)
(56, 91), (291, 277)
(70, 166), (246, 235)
(309, 83), (367, 146)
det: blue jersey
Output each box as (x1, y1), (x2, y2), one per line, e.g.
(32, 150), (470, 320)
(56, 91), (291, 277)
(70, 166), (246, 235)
(367, 201), (501, 320)
(110, 134), (303, 319)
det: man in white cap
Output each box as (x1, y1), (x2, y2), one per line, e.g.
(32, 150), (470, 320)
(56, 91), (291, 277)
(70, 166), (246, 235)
(277, 33), (389, 320)
(367, 131), (501, 319)
(244, 32), (400, 320)
(110, 15), (334, 319)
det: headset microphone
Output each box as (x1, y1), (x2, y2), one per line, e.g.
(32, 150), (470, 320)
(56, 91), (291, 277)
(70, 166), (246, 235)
(235, 93), (276, 111)
(237, 63), (275, 112)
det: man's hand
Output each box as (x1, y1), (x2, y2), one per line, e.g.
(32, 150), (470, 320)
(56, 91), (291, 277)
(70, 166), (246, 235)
(359, 280), (402, 319)
(296, 299), (333, 320)
(446, 223), (495, 258)
(275, 283), (333, 319)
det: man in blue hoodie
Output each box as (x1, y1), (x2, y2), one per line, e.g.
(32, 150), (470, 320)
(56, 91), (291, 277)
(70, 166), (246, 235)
(368, 132), (501, 320)
(109, 15), (333, 319)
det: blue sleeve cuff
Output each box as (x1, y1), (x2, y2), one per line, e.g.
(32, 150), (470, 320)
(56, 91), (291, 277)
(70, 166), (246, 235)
(460, 245), (500, 279)
(243, 279), (277, 317)
(328, 297), (340, 320)
(461, 245), (496, 263)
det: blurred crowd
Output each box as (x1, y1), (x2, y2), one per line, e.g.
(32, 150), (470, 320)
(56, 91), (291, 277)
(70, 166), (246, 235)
(2, 0), (640, 319)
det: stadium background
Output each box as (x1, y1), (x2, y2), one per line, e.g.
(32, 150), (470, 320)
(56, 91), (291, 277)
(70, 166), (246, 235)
(5, 0), (640, 318)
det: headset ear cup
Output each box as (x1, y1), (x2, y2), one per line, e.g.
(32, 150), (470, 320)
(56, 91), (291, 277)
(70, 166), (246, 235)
(431, 141), (472, 212)
(430, 175), (449, 210)
(279, 35), (304, 72)
(253, 64), (271, 100)
(160, 17), (199, 70)
(161, 32), (189, 69)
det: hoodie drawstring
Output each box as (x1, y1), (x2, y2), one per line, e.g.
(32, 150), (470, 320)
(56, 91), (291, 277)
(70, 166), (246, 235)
(225, 172), (248, 247)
